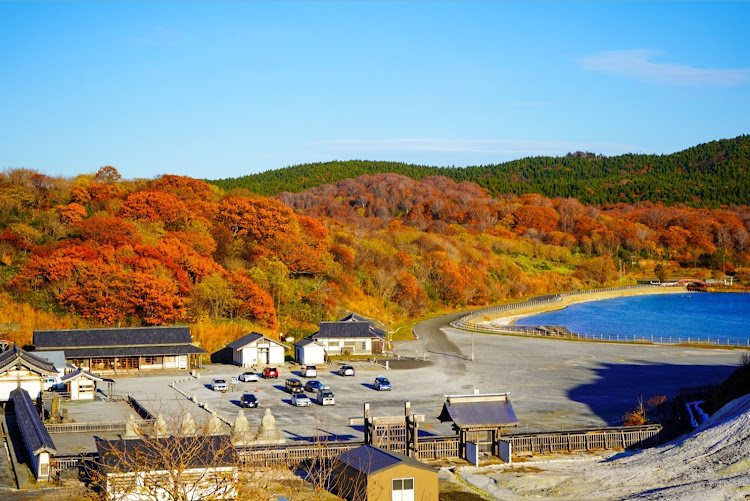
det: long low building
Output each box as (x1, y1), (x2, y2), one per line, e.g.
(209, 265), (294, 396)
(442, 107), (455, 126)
(33, 326), (206, 373)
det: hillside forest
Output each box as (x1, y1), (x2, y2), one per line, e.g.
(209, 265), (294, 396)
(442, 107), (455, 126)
(210, 135), (750, 208)
(1, 164), (749, 354)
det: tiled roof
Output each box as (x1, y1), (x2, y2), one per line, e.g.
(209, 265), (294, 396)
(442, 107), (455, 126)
(438, 394), (520, 428)
(337, 445), (435, 475)
(43, 345), (206, 359)
(340, 313), (371, 323)
(313, 321), (385, 340)
(10, 388), (56, 456)
(226, 332), (283, 350)
(0, 344), (58, 376)
(60, 367), (104, 382)
(32, 350), (67, 372)
(33, 326), (193, 350)
(95, 435), (238, 471)
(294, 338), (323, 347)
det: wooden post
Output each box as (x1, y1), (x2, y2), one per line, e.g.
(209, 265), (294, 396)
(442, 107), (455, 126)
(364, 403), (371, 445)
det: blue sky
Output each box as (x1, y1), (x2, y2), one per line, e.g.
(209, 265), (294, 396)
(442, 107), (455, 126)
(1, 2), (748, 180)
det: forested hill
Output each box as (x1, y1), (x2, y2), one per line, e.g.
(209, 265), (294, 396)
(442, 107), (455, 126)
(209, 135), (750, 207)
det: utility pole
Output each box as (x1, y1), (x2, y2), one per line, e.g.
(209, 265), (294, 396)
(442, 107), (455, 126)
(471, 334), (475, 361)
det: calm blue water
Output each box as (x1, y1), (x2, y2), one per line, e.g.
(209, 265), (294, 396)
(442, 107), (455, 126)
(516, 292), (750, 344)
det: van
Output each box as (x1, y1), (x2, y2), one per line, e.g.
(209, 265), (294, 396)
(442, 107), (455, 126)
(302, 365), (317, 378)
(43, 377), (61, 391)
(316, 387), (335, 405)
(285, 378), (304, 394)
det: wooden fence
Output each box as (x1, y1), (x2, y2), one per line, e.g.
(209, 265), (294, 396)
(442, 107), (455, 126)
(46, 419), (155, 434)
(504, 425), (662, 455)
(48, 424), (667, 479)
(416, 436), (460, 459)
(238, 441), (364, 466)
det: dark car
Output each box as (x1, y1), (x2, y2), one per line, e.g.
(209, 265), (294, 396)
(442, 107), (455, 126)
(262, 367), (279, 379)
(304, 380), (323, 393)
(240, 393), (258, 408)
(285, 378), (304, 394)
(374, 377), (391, 391)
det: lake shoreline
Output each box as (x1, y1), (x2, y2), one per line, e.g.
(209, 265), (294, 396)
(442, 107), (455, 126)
(475, 286), (689, 328)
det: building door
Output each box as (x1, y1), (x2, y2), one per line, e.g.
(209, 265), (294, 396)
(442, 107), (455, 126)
(391, 478), (414, 501)
(259, 347), (269, 364)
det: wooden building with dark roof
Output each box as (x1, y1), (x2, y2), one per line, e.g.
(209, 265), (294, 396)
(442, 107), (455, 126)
(438, 393), (519, 459)
(95, 435), (239, 500)
(0, 344), (58, 402)
(11, 388), (57, 481)
(33, 326), (205, 374)
(310, 313), (386, 355)
(226, 332), (285, 368)
(334, 444), (438, 501)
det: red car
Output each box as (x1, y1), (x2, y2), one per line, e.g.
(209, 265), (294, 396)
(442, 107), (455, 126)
(262, 366), (279, 379)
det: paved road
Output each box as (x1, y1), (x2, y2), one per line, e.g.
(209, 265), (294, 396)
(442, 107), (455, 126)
(413, 311), (468, 374)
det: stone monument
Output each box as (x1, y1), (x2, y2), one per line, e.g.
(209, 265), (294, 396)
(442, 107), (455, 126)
(255, 408), (285, 444)
(123, 414), (140, 439)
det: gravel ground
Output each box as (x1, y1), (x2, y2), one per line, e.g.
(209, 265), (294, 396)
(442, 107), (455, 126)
(107, 320), (745, 440)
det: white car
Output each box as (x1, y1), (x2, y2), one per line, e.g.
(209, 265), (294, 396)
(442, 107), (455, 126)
(291, 393), (312, 407)
(211, 378), (228, 392)
(338, 365), (355, 376)
(239, 372), (258, 382)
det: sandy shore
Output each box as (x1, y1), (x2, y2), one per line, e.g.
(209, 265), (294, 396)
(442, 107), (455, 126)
(469, 286), (688, 327)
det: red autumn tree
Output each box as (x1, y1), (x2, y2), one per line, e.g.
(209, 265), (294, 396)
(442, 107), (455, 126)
(119, 191), (189, 228)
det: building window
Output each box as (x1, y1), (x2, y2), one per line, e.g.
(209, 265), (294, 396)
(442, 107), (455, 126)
(142, 356), (164, 366)
(391, 478), (414, 501)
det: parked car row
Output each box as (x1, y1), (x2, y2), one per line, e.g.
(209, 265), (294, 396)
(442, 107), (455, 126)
(209, 364), (391, 410)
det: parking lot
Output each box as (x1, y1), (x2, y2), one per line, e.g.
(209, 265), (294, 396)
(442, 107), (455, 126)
(111, 356), (456, 443)
(85, 326), (746, 444)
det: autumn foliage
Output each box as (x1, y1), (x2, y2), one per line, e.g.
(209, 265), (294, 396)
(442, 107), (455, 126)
(1, 166), (749, 349)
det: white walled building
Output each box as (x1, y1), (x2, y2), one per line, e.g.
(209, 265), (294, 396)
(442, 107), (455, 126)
(0, 344), (58, 402)
(294, 338), (326, 365)
(227, 332), (285, 368)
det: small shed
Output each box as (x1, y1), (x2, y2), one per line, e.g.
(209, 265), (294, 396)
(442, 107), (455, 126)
(438, 393), (519, 459)
(294, 338), (326, 366)
(10, 388), (57, 481)
(0, 344), (58, 402)
(334, 444), (438, 501)
(60, 367), (106, 400)
(226, 332), (285, 368)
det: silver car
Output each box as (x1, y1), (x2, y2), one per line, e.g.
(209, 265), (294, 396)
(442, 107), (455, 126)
(291, 393), (312, 407)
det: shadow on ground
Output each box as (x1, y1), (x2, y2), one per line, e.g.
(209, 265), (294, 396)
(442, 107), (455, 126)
(568, 361), (735, 425)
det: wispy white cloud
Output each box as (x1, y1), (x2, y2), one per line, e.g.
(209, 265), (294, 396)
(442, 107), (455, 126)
(578, 49), (750, 86)
(313, 138), (638, 156)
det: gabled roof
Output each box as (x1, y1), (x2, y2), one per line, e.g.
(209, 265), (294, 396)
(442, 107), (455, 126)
(60, 367), (104, 383)
(226, 332), (283, 350)
(294, 338), (324, 348)
(0, 344), (58, 376)
(337, 445), (436, 475)
(339, 313), (387, 337)
(33, 326), (194, 350)
(340, 313), (371, 323)
(55, 345), (206, 359)
(10, 388), (56, 456)
(95, 435), (238, 471)
(313, 321), (385, 340)
(32, 350), (67, 373)
(438, 393), (519, 428)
